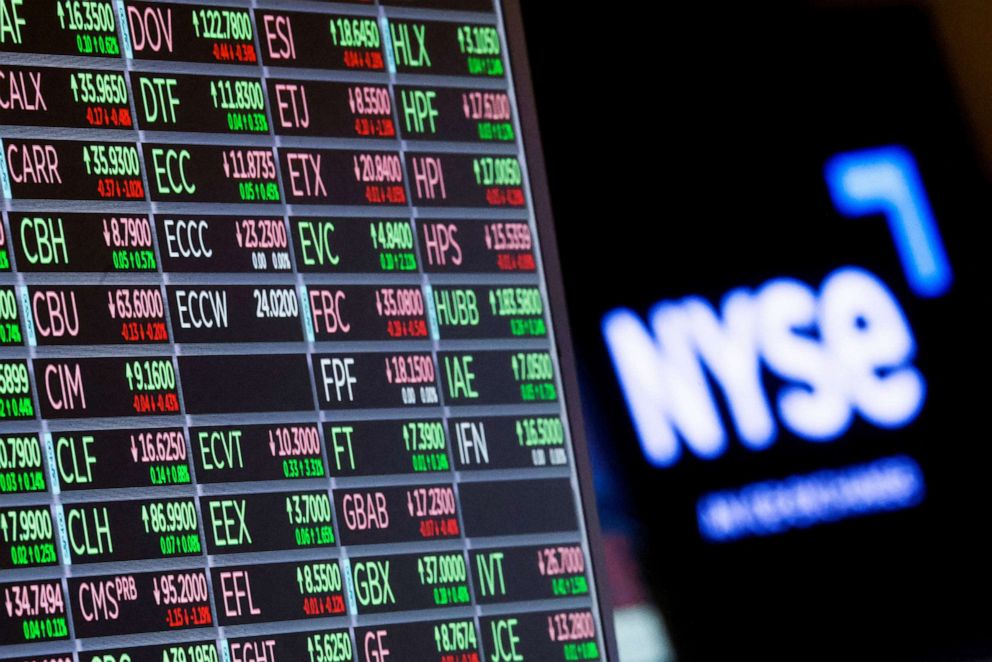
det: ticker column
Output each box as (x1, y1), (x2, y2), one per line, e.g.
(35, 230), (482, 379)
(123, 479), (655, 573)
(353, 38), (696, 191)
(115, 9), (229, 660)
(386, 2), (604, 661)
(120, 2), (346, 660)
(258, 3), (476, 660)
(114, 3), (277, 660)
(0, 3), (137, 658)
(256, 4), (397, 661)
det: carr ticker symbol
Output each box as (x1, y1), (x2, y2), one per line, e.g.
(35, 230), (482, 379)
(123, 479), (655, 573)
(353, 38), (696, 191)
(825, 146), (952, 298)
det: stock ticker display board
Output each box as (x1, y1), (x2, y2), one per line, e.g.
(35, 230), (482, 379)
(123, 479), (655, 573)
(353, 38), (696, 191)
(0, 2), (614, 661)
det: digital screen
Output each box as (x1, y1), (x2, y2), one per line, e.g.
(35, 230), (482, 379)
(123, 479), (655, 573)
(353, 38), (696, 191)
(0, 2), (613, 661)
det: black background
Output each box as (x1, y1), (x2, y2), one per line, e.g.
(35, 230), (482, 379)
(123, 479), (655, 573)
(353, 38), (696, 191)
(523, 3), (992, 660)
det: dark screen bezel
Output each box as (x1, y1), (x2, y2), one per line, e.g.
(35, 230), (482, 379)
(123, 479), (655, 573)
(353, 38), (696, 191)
(499, 1), (620, 658)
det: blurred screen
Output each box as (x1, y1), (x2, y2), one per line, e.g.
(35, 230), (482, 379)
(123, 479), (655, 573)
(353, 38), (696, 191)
(525, 3), (992, 660)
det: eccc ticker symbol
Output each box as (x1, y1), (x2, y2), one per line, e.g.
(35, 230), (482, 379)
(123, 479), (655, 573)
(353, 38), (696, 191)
(603, 147), (952, 468)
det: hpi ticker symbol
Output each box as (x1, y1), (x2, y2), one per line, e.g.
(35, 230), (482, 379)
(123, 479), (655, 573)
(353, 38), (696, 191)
(825, 146), (952, 298)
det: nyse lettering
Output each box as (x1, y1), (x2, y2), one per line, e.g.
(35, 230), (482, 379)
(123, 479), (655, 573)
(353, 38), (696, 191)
(604, 267), (925, 465)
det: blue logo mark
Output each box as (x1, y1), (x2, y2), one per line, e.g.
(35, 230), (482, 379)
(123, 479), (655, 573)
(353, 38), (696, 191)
(825, 146), (952, 298)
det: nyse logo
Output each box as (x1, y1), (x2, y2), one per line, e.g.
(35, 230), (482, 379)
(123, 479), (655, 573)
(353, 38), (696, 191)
(604, 267), (923, 466)
(603, 146), (951, 467)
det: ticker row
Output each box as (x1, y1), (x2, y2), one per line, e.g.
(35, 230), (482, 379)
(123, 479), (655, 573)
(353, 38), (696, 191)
(3, 609), (600, 662)
(0, 350), (558, 419)
(0, 141), (523, 207)
(0, 546), (594, 654)
(0, 214), (534, 274)
(0, 416), (566, 494)
(0, 282), (544, 346)
(2, 606), (597, 661)
(1, 3), (502, 76)
(0, 66), (513, 143)
(0, 480), (579, 568)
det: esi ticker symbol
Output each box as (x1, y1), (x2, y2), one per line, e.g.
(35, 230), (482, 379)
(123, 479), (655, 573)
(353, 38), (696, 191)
(603, 146), (951, 469)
